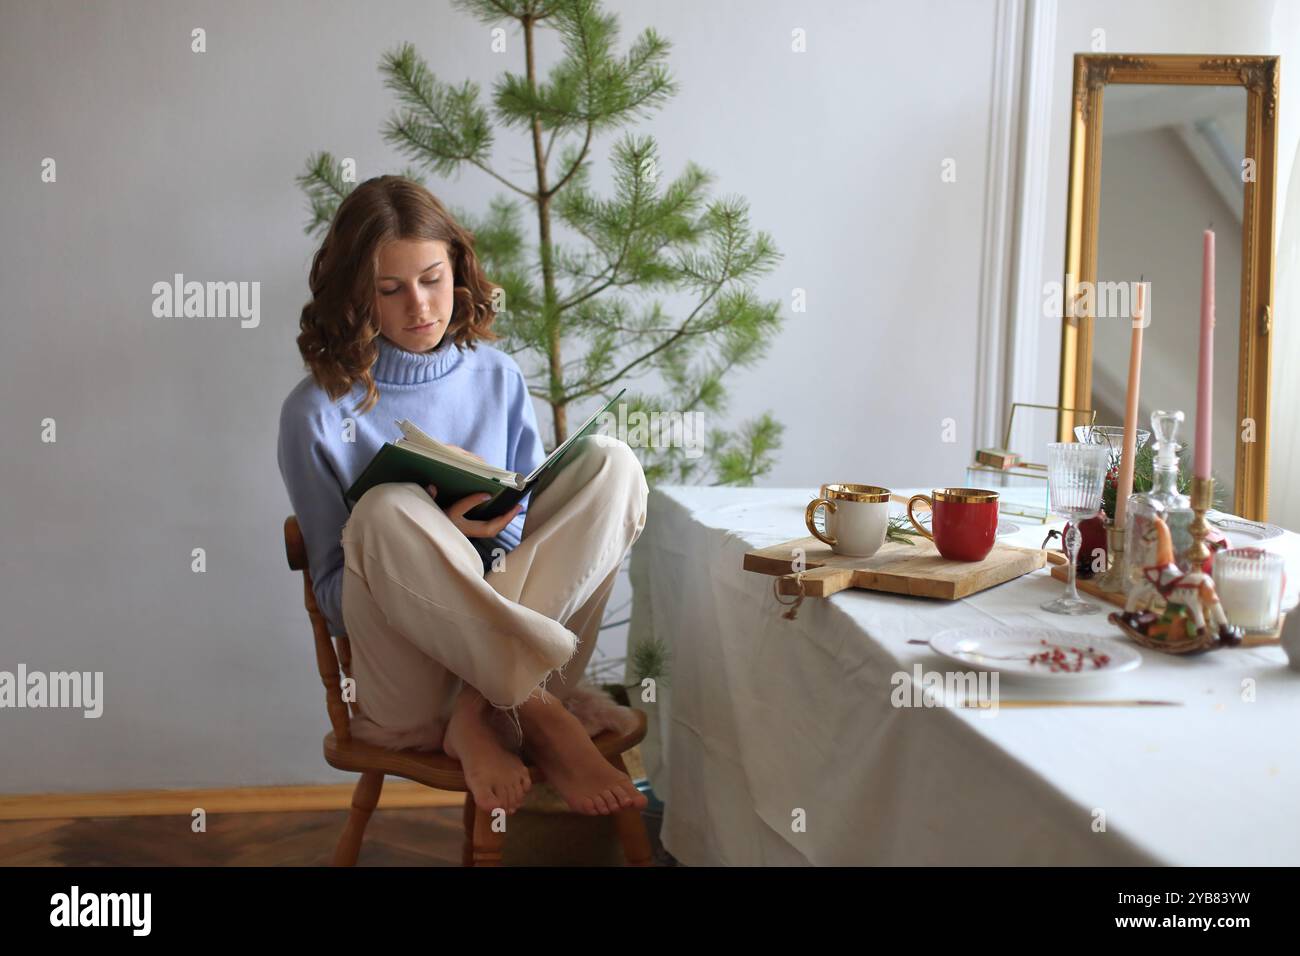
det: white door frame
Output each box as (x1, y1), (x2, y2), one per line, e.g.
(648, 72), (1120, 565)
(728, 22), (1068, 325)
(973, 0), (1058, 454)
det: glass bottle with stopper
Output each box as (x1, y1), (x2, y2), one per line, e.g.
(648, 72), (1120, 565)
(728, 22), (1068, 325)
(1123, 410), (1195, 585)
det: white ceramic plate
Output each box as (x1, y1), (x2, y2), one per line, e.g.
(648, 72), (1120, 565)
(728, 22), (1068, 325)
(1207, 511), (1284, 545)
(929, 625), (1142, 681)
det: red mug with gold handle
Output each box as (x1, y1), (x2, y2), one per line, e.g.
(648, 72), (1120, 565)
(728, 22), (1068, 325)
(906, 488), (999, 562)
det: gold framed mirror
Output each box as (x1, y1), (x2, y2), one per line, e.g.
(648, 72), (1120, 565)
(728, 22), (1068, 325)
(1058, 54), (1279, 521)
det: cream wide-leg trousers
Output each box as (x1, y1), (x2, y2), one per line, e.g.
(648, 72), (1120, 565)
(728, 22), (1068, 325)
(340, 434), (649, 752)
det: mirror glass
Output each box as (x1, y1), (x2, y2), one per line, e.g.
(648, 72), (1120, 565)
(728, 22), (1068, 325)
(1093, 83), (1245, 507)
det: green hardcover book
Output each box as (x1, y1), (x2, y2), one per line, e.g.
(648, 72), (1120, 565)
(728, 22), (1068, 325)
(344, 387), (627, 521)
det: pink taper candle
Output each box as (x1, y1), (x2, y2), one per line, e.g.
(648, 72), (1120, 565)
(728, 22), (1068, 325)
(1195, 229), (1215, 479)
(1114, 280), (1145, 529)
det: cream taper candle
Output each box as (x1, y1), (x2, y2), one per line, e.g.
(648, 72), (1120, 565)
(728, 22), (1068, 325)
(1114, 279), (1145, 529)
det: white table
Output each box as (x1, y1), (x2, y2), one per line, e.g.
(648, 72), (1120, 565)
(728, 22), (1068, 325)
(626, 485), (1300, 866)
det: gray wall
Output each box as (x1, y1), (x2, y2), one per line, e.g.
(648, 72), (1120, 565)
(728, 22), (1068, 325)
(2, 0), (1002, 793)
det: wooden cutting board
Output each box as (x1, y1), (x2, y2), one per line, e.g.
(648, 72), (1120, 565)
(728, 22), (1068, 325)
(743, 535), (1046, 600)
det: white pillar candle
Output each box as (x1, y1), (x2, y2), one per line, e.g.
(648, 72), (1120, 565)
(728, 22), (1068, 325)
(1217, 577), (1281, 630)
(1213, 549), (1284, 632)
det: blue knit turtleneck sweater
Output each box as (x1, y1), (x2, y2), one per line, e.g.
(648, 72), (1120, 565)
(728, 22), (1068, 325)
(277, 333), (544, 637)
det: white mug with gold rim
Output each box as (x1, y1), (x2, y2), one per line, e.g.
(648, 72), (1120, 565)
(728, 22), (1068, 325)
(805, 483), (891, 557)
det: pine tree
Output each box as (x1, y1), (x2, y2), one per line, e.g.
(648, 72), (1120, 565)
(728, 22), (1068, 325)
(298, 0), (785, 486)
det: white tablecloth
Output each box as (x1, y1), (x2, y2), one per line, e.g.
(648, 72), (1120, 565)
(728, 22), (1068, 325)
(626, 485), (1300, 866)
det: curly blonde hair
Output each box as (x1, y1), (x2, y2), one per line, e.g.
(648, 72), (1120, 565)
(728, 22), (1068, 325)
(296, 175), (501, 415)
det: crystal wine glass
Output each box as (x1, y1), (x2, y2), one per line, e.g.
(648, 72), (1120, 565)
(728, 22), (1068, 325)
(1043, 442), (1110, 614)
(1072, 424), (1152, 461)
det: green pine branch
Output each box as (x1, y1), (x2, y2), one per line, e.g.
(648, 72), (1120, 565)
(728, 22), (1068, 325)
(296, 152), (426, 238)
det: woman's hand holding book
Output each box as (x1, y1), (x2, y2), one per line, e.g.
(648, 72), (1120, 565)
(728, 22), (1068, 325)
(427, 482), (522, 539)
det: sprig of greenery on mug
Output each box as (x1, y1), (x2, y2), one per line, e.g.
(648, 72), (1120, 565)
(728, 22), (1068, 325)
(887, 514), (925, 545)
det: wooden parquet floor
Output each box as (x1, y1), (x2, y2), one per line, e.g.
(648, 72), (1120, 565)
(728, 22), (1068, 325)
(0, 805), (676, 867)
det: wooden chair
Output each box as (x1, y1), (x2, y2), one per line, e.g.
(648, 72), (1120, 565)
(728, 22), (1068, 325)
(283, 515), (655, 866)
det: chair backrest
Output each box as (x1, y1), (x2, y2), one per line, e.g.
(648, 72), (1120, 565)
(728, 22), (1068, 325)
(283, 515), (354, 742)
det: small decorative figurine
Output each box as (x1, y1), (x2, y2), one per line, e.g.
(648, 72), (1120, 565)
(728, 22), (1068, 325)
(1109, 515), (1244, 653)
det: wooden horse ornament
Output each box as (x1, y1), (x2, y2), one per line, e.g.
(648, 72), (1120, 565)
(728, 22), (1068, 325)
(1108, 515), (1244, 654)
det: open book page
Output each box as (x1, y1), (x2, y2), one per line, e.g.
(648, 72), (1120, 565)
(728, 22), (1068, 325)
(392, 386), (624, 497)
(394, 419), (522, 486)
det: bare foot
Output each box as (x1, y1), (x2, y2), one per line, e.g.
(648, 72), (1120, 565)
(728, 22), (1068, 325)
(443, 685), (532, 815)
(518, 690), (647, 816)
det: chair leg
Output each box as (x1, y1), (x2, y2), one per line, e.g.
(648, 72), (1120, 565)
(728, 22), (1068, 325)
(471, 805), (506, 866)
(607, 753), (654, 866)
(332, 771), (384, 867)
(461, 793), (477, 867)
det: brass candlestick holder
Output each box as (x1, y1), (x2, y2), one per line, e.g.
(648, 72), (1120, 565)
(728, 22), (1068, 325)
(1186, 476), (1214, 568)
(1094, 524), (1127, 593)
